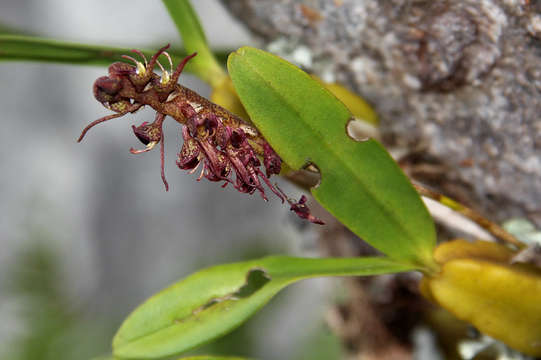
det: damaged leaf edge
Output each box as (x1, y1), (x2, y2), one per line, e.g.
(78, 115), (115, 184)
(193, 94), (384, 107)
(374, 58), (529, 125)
(113, 256), (416, 359)
(228, 47), (437, 267)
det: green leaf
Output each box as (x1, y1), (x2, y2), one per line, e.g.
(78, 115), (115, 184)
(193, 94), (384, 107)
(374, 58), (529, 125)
(0, 35), (181, 67)
(228, 47), (437, 268)
(113, 256), (414, 359)
(0, 35), (229, 71)
(0, 23), (26, 35)
(162, 0), (225, 86)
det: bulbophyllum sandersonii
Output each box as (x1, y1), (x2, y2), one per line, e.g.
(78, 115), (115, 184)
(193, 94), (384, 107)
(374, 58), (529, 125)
(78, 45), (324, 225)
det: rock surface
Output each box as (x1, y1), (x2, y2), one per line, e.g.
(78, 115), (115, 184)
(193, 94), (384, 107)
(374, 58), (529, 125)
(221, 0), (541, 225)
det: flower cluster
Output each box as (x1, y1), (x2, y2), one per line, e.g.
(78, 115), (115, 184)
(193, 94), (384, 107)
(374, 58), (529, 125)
(79, 45), (324, 225)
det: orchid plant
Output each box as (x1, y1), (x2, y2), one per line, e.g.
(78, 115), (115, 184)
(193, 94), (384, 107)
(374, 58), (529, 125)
(1, 1), (540, 359)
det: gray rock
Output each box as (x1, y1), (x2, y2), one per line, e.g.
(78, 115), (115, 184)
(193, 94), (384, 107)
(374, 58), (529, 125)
(221, 0), (541, 225)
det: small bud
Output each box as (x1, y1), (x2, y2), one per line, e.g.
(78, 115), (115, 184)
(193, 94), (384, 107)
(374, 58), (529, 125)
(263, 143), (282, 176)
(288, 195), (325, 225)
(177, 127), (201, 170)
(108, 62), (136, 77)
(93, 76), (122, 104)
(230, 129), (246, 148)
(132, 121), (161, 145)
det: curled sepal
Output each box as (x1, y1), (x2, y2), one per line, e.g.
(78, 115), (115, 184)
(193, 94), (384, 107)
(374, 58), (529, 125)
(129, 113), (169, 191)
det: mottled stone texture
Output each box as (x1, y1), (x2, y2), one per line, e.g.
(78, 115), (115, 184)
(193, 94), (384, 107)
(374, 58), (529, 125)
(221, 0), (541, 225)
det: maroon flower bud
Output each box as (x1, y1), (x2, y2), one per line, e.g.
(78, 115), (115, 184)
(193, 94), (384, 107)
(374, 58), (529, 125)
(127, 113), (168, 191)
(203, 114), (219, 135)
(93, 76), (122, 104)
(197, 137), (230, 181)
(263, 143), (282, 177)
(276, 187), (325, 225)
(230, 129), (246, 148)
(211, 151), (232, 179)
(131, 121), (162, 145)
(289, 196), (325, 225)
(177, 127), (201, 170)
(214, 121), (231, 148)
(108, 62), (136, 77)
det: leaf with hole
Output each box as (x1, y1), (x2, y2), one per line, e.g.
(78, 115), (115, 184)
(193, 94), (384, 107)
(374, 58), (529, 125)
(112, 256), (414, 359)
(228, 47), (436, 267)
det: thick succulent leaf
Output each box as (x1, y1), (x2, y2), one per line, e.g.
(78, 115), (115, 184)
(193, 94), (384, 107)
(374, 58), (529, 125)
(0, 35), (228, 70)
(162, 0), (225, 86)
(228, 47), (436, 267)
(113, 256), (414, 359)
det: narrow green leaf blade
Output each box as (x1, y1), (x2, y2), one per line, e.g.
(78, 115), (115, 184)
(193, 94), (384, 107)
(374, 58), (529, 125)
(0, 35), (197, 69)
(228, 47), (436, 267)
(113, 256), (414, 359)
(162, 0), (225, 85)
(0, 23), (26, 35)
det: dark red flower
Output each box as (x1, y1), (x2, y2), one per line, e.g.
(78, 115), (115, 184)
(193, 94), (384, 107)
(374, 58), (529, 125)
(79, 45), (324, 225)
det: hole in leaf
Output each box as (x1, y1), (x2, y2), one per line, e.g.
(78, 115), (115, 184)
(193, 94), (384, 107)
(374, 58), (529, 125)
(187, 268), (272, 319)
(302, 162), (322, 188)
(285, 162), (322, 189)
(346, 117), (379, 142)
(304, 163), (320, 174)
(286, 169), (321, 189)
(233, 268), (271, 298)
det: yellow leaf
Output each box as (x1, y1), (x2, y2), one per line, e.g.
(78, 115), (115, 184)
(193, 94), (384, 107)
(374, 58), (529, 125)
(421, 239), (541, 356)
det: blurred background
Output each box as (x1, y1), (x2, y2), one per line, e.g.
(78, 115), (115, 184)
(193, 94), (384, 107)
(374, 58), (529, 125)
(0, 1), (342, 359)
